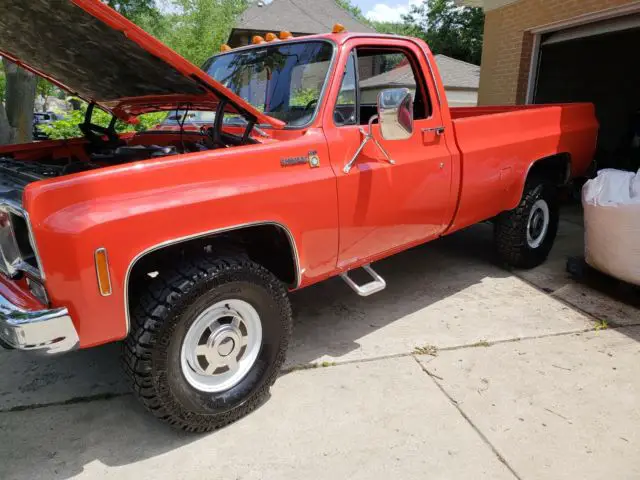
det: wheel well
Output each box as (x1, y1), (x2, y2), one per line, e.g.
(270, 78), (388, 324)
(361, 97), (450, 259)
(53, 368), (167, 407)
(127, 224), (298, 308)
(527, 153), (572, 185)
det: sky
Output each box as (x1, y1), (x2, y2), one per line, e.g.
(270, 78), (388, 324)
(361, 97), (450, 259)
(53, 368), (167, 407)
(354, 0), (422, 23)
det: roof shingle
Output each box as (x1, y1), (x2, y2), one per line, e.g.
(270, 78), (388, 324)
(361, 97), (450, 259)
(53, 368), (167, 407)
(234, 0), (376, 35)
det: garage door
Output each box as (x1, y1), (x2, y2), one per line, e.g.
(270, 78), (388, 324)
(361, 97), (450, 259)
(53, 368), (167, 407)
(532, 14), (640, 171)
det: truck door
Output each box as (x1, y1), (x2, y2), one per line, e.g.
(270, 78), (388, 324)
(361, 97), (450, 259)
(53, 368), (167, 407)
(324, 39), (454, 268)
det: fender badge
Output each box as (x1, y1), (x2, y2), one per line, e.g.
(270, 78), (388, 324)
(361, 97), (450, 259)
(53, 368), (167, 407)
(308, 150), (320, 168)
(280, 151), (321, 168)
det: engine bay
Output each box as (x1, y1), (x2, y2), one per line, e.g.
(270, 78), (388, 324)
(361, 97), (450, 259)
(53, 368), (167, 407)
(0, 139), (217, 186)
(0, 125), (260, 190)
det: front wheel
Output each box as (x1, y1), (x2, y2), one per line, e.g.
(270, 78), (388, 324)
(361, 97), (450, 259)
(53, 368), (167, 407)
(494, 181), (559, 269)
(123, 255), (292, 432)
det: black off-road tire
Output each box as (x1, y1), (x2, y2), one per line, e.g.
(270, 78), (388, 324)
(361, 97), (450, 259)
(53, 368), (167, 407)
(123, 255), (292, 433)
(494, 181), (559, 269)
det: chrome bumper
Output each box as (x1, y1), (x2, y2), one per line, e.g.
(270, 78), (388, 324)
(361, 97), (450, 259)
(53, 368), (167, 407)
(0, 294), (79, 354)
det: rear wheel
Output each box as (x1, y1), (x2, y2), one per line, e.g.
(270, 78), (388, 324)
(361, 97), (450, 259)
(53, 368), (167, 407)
(123, 255), (292, 432)
(494, 181), (559, 269)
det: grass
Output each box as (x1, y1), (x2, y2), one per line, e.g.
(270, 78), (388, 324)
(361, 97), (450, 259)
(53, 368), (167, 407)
(414, 344), (438, 356)
(594, 319), (608, 331)
(470, 339), (491, 348)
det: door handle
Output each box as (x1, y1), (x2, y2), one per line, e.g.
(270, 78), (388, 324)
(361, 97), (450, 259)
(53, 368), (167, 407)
(421, 126), (445, 135)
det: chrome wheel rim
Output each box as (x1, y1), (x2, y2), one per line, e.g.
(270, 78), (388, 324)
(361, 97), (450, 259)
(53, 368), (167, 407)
(526, 199), (550, 249)
(180, 299), (262, 393)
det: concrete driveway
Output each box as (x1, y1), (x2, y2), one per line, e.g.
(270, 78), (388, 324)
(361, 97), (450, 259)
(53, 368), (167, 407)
(1, 210), (639, 479)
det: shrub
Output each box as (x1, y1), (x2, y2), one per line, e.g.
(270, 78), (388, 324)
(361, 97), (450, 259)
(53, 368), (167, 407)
(41, 101), (167, 140)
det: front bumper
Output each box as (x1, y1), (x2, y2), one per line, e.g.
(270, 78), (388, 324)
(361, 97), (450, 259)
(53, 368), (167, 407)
(0, 294), (79, 354)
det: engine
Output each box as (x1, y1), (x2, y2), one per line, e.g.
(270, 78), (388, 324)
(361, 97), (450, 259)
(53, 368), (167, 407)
(0, 144), (180, 186)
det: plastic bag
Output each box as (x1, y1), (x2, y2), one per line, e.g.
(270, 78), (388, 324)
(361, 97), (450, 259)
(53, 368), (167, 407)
(582, 168), (640, 286)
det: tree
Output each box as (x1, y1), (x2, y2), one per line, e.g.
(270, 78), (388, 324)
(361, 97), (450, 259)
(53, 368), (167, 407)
(403, 0), (484, 65)
(0, 59), (38, 145)
(139, 0), (248, 66)
(36, 79), (56, 112)
(369, 21), (419, 37)
(335, 0), (371, 26)
(104, 0), (160, 22)
(0, 0), (160, 145)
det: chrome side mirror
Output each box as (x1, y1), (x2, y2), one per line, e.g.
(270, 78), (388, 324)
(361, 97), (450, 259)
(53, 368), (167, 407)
(377, 88), (414, 141)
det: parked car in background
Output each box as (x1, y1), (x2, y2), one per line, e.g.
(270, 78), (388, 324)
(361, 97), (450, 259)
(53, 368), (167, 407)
(153, 109), (216, 132)
(32, 111), (61, 140)
(0, 0), (598, 433)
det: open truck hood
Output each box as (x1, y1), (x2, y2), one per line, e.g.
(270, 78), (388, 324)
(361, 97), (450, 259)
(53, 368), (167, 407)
(0, 0), (284, 128)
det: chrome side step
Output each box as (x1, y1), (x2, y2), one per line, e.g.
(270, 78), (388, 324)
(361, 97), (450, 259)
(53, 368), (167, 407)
(340, 264), (386, 297)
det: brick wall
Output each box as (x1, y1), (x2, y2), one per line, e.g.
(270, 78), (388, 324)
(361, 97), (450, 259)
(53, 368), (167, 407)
(478, 0), (635, 105)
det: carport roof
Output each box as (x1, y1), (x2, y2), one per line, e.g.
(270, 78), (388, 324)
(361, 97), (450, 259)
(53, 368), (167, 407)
(456, 0), (519, 11)
(359, 55), (480, 90)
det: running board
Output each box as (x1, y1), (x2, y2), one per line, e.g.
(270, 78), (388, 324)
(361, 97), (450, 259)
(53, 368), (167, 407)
(340, 264), (386, 297)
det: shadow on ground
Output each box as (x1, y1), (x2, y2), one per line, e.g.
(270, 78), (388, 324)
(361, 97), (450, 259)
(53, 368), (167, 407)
(1, 209), (639, 478)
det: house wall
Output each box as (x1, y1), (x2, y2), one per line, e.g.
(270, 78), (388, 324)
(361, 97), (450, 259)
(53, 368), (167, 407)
(446, 89), (478, 107)
(479, 0), (636, 105)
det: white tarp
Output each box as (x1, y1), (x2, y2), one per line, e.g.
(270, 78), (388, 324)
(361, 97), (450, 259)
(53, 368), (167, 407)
(582, 169), (640, 285)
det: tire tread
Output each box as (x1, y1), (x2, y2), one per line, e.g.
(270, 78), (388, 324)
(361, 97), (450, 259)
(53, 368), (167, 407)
(123, 255), (292, 433)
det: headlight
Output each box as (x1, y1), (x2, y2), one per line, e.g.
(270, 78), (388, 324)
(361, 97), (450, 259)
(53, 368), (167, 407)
(0, 204), (42, 280)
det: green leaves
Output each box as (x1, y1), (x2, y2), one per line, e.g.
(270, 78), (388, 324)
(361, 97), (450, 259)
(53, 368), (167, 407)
(138, 0), (248, 67)
(402, 0), (484, 65)
(40, 102), (167, 140)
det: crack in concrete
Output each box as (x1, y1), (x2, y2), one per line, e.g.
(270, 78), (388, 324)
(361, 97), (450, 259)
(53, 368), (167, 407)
(6, 323), (640, 414)
(283, 323), (640, 373)
(412, 355), (524, 480)
(0, 392), (130, 414)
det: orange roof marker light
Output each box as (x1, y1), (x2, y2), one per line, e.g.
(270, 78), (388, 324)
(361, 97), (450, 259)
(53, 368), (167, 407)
(265, 32), (279, 42)
(332, 23), (346, 33)
(252, 35), (266, 44)
(279, 31), (293, 40)
(220, 44), (232, 52)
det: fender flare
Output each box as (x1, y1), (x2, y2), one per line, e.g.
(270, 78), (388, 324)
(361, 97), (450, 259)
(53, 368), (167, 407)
(122, 221), (301, 335)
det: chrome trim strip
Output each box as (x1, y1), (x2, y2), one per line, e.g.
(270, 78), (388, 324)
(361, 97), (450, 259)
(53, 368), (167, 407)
(0, 294), (78, 355)
(123, 221), (301, 335)
(204, 39), (338, 131)
(95, 247), (113, 297)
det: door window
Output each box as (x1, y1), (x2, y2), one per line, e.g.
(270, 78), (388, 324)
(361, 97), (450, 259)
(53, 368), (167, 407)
(334, 47), (431, 126)
(334, 51), (358, 126)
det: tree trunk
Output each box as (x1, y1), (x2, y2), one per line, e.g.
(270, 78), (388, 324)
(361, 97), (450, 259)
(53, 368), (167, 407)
(1, 59), (38, 145)
(0, 102), (13, 145)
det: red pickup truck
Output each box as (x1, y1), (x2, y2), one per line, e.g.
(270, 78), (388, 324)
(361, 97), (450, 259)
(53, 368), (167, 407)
(0, 0), (597, 431)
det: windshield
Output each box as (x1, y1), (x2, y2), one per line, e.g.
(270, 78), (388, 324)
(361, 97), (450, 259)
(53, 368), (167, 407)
(162, 110), (217, 125)
(203, 41), (333, 127)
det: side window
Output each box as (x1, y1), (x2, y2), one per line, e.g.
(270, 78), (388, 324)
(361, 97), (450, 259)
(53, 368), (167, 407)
(357, 49), (430, 123)
(333, 51), (357, 126)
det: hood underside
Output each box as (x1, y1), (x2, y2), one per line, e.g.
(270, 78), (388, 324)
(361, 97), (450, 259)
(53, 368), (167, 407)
(0, 0), (284, 128)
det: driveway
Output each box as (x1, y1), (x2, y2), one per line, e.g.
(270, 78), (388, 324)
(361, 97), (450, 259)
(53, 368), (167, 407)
(1, 209), (639, 479)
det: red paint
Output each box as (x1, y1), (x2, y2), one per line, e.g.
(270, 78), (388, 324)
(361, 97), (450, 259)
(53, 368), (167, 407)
(1, 2), (598, 349)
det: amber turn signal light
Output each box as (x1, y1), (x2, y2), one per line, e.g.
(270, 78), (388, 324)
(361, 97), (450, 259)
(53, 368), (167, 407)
(265, 32), (278, 42)
(220, 44), (232, 52)
(95, 248), (112, 297)
(332, 23), (346, 33)
(278, 31), (293, 40)
(252, 35), (266, 44)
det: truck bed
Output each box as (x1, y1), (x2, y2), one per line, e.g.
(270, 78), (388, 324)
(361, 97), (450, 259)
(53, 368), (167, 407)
(446, 103), (598, 233)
